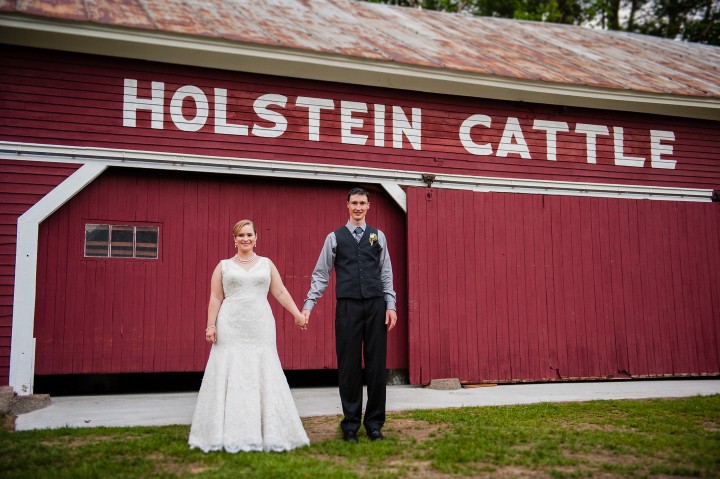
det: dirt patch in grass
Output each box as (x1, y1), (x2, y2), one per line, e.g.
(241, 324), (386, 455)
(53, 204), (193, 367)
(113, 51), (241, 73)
(302, 415), (343, 442)
(2, 413), (15, 431)
(480, 466), (551, 478)
(148, 452), (214, 476)
(561, 450), (652, 478)
(702, 420), (719, 432)
(306, 450), (457, 479)
(40, 434), (118, 448)
(302, 415), (447, 444)
(302, 415), (453, 478)
(555, 420), (632, 433)
(384, 417), (447, 442)
(384, 459), (459, 479)
(567, 451), (644, 465)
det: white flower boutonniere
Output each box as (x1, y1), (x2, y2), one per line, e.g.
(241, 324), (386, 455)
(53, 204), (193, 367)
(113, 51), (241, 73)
(369, 233), (378, 246)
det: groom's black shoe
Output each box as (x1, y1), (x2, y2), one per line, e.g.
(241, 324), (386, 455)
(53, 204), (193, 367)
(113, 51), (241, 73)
(342, 430), (358, 443)
(367, 429), (385, 441)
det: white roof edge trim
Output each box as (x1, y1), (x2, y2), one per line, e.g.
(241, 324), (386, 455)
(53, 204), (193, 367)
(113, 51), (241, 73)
(0, 141), (713, 202)
(1, 15), (719, 121)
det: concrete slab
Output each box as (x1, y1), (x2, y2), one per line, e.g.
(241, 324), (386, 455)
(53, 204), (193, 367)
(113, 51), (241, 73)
(14, 379), (720, 432)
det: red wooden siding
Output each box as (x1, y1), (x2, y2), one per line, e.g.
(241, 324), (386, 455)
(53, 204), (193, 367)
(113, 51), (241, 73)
(2, 46), (720, 191)
(407, 187), (720, 385)
(33, 168), (407, 375)
(0, 159), (80, 385)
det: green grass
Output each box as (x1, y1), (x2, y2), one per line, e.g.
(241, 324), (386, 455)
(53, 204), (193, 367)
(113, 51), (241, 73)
(406, 396), (720, 478)
(1, 395), (719, 478)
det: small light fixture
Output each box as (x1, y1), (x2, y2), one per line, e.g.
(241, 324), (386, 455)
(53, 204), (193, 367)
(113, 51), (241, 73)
(422, 174), (435, 188)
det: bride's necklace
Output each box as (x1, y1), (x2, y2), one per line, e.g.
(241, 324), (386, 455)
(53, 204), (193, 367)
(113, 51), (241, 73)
(233, 253), (257, 264)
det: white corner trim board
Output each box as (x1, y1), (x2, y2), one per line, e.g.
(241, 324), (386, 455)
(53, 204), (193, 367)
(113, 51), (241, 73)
(380, 182), (407, 212)
(9, 163), (107, 395)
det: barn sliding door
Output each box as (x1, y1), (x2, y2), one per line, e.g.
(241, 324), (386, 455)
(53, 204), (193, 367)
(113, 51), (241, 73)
(34, 168), (407, 375)
(408, 187), (720, 385)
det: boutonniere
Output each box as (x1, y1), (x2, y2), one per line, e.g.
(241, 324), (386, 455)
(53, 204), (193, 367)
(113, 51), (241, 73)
(369, 233), (378, 246)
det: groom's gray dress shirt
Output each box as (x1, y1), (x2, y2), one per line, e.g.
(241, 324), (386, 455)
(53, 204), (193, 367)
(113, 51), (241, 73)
(303, 220), (396, 311)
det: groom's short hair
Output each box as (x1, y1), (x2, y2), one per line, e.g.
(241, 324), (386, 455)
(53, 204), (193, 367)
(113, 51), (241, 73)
(347, 187), (370, 202)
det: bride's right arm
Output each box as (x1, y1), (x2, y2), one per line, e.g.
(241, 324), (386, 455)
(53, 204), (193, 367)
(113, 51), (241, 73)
(205, 262), (224, 343)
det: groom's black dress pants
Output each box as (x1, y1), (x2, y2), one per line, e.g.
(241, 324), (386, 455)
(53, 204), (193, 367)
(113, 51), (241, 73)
(335, 296), (387, 434)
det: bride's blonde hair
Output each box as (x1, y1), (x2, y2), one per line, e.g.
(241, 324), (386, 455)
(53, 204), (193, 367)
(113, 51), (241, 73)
(232, 219), (256, 236)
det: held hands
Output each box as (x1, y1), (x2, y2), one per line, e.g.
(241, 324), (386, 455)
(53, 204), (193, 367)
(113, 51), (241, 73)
(295, 311), (308, 330)
(301, 309), (311, 324)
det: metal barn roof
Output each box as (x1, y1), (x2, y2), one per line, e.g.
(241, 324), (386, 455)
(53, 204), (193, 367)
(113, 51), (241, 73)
(1, 0), (719, 119)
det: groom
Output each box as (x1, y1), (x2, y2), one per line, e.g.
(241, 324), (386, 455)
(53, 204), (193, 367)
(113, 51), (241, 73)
(302, 187), (397, 442)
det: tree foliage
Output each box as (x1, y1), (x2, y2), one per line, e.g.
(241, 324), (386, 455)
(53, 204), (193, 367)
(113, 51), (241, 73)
(360, 0), (720, 45)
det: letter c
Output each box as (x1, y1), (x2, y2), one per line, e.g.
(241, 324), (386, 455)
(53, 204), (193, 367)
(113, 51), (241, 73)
(459, 114), (493, 156)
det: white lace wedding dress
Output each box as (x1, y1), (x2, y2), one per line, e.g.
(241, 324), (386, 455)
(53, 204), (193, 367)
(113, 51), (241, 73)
(188, 257), (310, 453)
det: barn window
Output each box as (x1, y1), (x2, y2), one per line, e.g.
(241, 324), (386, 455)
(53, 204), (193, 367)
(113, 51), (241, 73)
(84, 224), (159, 259)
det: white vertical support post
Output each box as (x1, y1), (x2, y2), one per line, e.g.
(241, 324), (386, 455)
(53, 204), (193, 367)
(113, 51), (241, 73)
(9, 163), (107, 395)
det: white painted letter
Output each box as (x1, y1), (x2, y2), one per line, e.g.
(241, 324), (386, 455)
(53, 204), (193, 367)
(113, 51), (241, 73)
(374, 104), (385, 147)
(575, 123), (609, 164)
(214, 88), (249, 136)
(296, 97), (334, 141)
(459, 114), (493, 156)
(650, 130), (676, 169)
(392, 106), (422, 150)
(170, 85), (208, 132)
(613, 127), (645, 167)
(533, 120), (569, 161)
(341, 101), (368, 145)
(123, 79), (164, 129)
(251, 94), (288, 138)
(497, 117), (530, 159)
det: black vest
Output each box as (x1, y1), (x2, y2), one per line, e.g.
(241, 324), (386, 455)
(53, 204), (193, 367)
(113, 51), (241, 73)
(334, 225), (384, 299)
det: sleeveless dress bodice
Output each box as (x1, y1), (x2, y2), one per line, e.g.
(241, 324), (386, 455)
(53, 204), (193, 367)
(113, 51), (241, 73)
(216, 257), (276, 346)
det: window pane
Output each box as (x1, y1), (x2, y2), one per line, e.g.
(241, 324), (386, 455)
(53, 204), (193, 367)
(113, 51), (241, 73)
(85, 224), (109, 257)
(110, 226), (134, 258)
(85, 223), (159, 260)
(135, 226), (159, 259)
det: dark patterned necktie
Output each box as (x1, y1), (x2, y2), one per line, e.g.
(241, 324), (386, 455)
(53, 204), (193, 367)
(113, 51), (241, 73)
(354, 227), (363, 242)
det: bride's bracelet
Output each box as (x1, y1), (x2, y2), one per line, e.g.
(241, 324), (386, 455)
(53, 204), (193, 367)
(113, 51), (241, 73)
(205, 325), (216, 332)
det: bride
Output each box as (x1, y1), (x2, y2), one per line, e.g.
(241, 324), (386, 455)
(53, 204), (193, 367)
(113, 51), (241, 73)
(188, 219), (310, 452)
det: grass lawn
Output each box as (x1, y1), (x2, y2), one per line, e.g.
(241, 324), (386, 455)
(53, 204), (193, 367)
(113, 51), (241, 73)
(1, 395), (718, 478)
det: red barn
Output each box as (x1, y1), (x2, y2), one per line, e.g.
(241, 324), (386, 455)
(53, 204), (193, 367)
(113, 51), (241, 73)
(1, 0), (718, 395)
